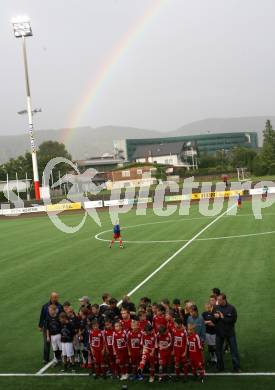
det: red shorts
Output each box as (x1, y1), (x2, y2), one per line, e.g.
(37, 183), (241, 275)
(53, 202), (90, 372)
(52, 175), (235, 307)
(113, 233), (121, 240)
(189, 352), (204, 369)
(141, 350), (155, 368)
(174, 352), (187, 366)
(129, 350), (141, 365)
(115, 349), (128, 365)
(158, 351), (171, 366)
(92, 349), (104, 365)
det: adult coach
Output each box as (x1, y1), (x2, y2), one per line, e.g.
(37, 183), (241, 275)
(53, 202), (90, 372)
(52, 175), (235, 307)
(214, 293), (241, 372)
(38, 292), (63, 363)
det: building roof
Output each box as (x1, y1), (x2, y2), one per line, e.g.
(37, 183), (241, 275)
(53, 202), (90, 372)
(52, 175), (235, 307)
(133, 141), (185, 159)
(76, 158), (124, 167)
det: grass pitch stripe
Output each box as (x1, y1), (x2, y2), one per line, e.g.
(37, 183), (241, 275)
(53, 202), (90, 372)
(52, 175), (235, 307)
(118, 204), (236, 306)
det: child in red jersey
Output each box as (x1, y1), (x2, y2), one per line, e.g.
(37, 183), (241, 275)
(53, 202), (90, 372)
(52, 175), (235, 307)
(138, 310), (151, 332)
(127, 318), (142, 379)
(138, 324), (156, 383)
(166, 310), (176, 332)
(89, 320), (105, 378)
(153, 304), (167, 333)
(103, 319), (116, 376)
(112, 321), (129, 381)
(172, 318), (188, 380)
(120, 309), (132, 333)
(187, 324), (205, 383)
(156, 325), (172, 382)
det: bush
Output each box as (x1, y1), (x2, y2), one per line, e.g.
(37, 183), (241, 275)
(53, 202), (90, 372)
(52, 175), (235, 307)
(252, 156), (268, 176)
(268, 162), (275, 175)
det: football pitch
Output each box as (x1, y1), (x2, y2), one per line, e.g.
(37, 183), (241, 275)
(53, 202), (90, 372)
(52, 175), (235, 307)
(0, 200), (275, 389)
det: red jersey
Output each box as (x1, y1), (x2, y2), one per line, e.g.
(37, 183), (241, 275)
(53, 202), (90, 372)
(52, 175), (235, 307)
(172, 328), (187, 355)
(127, 329), (142, 352)
(120, 319), (132, 333)
(187, 333), (203, 363)
(167, 319), (175, 332)
(104, 329), (114, 351)
(153, 315), (167, 332)
(112, 330), (127, 353)
(141, 332), (156, 351)
(157, 331), (172, 354)
(138, 319), (151, 332)
(89, 329), (105, 351)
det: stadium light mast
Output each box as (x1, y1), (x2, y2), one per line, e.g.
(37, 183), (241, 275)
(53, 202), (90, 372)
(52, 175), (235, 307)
(12, 16), (40, 201)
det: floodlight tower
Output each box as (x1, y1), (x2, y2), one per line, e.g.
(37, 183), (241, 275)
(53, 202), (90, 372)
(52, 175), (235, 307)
(12, 16), (40, 200)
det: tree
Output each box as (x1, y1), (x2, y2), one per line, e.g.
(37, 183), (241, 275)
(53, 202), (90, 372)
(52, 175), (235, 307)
(0, 141), (72, 183)
(199, 154), (220, 168)
(252, 155), (268, 176)
(261, 119), (275, 166)
(37, 141), (72, 182)
(228, 147), (257, 171)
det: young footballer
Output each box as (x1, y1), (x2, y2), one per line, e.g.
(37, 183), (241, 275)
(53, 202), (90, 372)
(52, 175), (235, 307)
(112, 321), (129, 380)
(89, 319), (105, 378)
(109, 222), (123, 248)
(138, 310), (151, 332)
(127, 319), (142, 379)
(153, 304), (167, 333)
(46, 304), (62, 365)
(138, 324), (156, 383)
(187, 324), (205, 383)
(120, 309), (132, 333)
(156, 325), (172, 382)
(172, 318), (188, 380)
(104, 319), (116, 376)
(59, 312), (76, 372)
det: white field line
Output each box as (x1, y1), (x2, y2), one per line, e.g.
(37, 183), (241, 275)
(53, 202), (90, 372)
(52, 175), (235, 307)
(1, 372), (275, 377)
(117, 204), (236, 306)
(35, 360), (54, 375)
(95, 211), (275, 244)
(96, 229), (275, 244)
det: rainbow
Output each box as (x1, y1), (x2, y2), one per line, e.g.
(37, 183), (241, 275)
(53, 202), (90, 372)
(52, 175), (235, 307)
(60, 0), (168, 146)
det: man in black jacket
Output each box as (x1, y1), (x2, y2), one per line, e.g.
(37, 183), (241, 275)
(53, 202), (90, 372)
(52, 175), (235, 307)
(214, 293), (240, 372)
(38, 292), (63, 363)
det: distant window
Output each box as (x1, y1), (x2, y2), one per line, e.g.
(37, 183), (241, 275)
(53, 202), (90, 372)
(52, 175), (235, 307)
(137, 169), (143, 175)
(122, 170), (130, 177)
(165, 159), (169, 164)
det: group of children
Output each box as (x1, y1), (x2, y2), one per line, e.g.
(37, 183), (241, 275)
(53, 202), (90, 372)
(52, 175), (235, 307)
(45, 294), (216, 383)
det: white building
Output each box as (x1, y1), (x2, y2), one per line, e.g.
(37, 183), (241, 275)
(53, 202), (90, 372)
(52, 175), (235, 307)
(133, 141), (197, 168)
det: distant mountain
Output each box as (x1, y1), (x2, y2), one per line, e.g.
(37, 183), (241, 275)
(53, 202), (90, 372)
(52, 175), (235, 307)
(171, 116), (274, 142)
(0, 116), (272, 163)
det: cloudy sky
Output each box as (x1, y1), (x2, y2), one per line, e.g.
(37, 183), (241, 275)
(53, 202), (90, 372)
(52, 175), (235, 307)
(1, 0), (275, 135)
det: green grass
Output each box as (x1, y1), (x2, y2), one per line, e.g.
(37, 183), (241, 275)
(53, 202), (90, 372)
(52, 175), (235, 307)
(0, 201), (275, 388)
(0, 376), (274, 390)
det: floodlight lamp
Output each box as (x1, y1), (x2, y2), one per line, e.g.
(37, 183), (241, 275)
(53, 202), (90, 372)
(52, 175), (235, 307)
(12, 16), (32, 38)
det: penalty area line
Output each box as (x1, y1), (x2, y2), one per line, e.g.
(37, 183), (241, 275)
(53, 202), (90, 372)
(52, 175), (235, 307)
(35, 360), (54, 375)
(117, 204), (236, 306)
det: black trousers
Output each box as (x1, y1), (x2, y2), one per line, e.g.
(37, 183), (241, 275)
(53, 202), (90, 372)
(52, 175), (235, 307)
(216, 334), (240, 370)
(43, 328), (51, 362)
